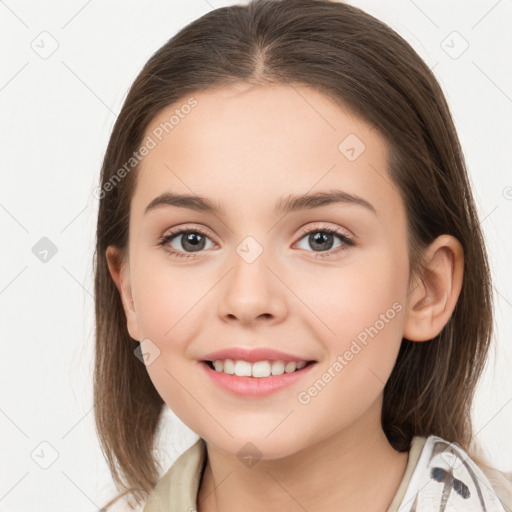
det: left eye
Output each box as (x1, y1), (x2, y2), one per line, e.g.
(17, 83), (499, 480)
(295, 227), (353, 254)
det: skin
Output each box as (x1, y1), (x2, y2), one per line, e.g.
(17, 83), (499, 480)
(106, 82), (463, 512)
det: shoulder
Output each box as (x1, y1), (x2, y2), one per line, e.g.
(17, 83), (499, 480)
(101, 439), (206, 512)
(398, 435), (512, 512)
(100, 491), (146, 512)
(136, 438), (207, 512)
(467, 441), (512, 512)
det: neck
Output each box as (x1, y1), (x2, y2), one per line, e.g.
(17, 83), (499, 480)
(197, 398), (409, 512)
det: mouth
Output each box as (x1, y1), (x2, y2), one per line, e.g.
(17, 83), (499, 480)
(201, 359), (317, 378)
(199, 358), (318, 397)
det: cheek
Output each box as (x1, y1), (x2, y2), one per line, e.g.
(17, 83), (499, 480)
(297, 246), (408, 379)
(302, 249), (406, 331)
(127, 254), (218, 411)
(291, 254), (407, 435)
(129, 259), (206, 419)
(130, 252), (211, 343)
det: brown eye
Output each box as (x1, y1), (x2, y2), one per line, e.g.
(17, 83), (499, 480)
(295, 226), (354, 256)
(173, 231), (208, 252)
(158, 228), (215, 258)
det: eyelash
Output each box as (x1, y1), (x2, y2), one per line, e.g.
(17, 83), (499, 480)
(157, 224), (355, 260)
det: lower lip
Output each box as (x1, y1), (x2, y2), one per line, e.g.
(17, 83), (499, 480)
(199, 361), (317, 397)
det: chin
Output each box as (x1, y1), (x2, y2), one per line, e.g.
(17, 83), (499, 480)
(203, 431), (309, 462)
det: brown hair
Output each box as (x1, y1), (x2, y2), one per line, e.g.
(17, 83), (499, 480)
(94, 0), (498, 507)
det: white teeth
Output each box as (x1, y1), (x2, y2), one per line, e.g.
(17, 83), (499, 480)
(210, 359), (310, 378)
(271, 361), (284, 375)
(252, 361), (271, 378)
(222, 359), (234, 374)
(234, 360), (252, 377)
(284, 361), (297, 373)
(213, 360), (224, 372)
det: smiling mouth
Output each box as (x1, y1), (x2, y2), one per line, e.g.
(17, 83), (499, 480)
(203, 359), (316, 377)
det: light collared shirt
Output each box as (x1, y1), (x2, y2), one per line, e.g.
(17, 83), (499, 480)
(114, 435), (507, 512)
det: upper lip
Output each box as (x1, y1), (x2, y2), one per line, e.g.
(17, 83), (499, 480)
(201, 347), (316, 363)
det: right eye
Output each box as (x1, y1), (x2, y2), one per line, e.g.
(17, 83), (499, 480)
(158, 228), (216, 258)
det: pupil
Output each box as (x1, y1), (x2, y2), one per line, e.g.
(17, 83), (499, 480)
(183, 232), (205, 252)
(310, 232), (333, 251)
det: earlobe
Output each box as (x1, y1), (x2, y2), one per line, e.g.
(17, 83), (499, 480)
(105, 245), (140, 340)
(403, 235), (464, 342)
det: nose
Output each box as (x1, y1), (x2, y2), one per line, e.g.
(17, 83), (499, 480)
(217, 243), (288, 326)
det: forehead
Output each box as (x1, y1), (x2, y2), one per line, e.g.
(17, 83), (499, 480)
(132, 83), (400, 222)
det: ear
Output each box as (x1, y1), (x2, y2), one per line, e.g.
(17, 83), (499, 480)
(403, 234), (464, 342)
(105, 245), (141, 341)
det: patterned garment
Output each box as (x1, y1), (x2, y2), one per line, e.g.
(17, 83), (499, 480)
(398, 436), (506, 511)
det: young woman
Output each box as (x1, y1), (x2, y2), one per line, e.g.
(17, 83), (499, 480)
(93, 1), (512, 510)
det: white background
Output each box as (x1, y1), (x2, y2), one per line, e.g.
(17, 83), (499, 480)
(1, 0), (511, 510)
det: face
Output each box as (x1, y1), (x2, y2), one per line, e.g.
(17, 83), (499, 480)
(111, 83), (412, 459)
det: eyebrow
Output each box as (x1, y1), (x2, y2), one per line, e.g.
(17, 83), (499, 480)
(144, 190), (377, 217)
